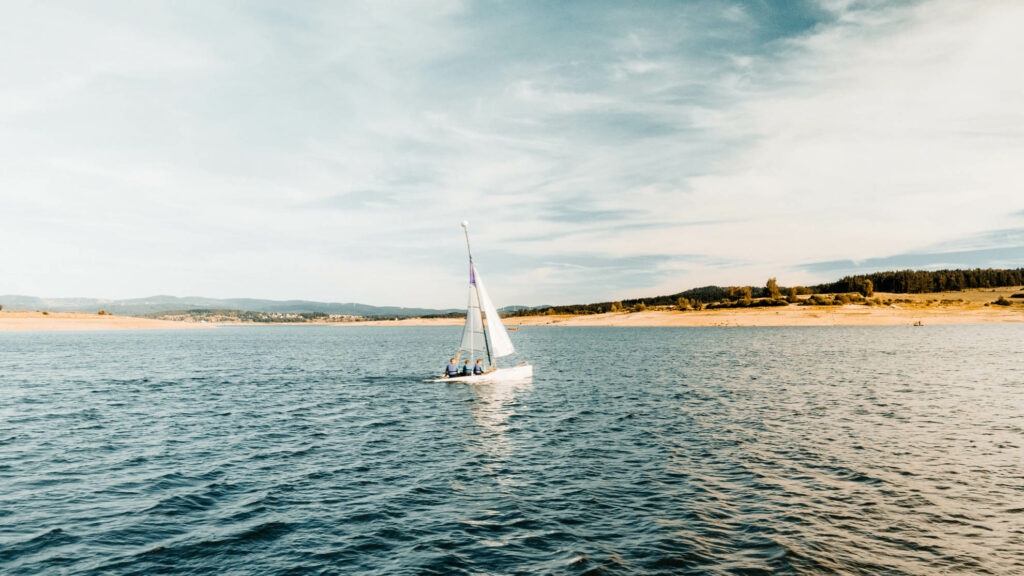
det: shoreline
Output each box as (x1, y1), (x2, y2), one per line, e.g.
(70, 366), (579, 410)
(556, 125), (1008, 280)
(350, 305), (1023, 327)
(0, 311), (211, 332)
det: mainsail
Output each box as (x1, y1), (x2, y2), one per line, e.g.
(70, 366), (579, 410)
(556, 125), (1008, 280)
(474, 267), (515, 358)
(458, 268), (486, 358)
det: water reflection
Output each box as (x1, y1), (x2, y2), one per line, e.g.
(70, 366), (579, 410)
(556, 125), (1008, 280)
(467, 379), (533, 467)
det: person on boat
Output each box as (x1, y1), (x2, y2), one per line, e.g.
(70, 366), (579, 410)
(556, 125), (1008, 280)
(461, 360), (472, 376)
(445, 358), (460, 378)
(474, 359), (485, 375)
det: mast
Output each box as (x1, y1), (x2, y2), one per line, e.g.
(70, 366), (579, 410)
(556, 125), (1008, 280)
(462, 221), (493, 368)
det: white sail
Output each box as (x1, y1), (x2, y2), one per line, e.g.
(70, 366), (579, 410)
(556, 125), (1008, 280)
(474, 266), (516, 358)
(459, 283), (485, 357)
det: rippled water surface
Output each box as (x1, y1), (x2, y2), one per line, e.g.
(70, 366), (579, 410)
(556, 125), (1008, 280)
(1, 325), (1022, 575)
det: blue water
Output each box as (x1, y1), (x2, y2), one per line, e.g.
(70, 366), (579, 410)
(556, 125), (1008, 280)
(1, 325), (1022, 575)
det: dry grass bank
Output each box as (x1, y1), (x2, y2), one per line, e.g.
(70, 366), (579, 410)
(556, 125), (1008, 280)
(353, 287), (1024, 327)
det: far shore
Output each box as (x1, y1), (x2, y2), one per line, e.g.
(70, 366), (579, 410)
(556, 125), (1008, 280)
(2, 289), (1021, 331)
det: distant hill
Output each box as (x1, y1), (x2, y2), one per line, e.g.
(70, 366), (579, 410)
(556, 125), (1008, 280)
(499, 305), (550, 313)
(0, 295), (458, 318)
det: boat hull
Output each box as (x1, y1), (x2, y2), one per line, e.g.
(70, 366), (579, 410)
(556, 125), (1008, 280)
(426, 363), (533, 384)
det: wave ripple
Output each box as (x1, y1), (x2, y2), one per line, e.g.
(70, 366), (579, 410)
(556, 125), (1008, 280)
(1, 325), (1022, 575)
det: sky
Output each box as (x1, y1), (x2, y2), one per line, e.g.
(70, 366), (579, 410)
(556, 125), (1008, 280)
(1, 0), (1023, 308)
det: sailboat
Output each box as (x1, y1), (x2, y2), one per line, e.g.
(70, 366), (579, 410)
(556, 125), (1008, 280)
(426, 221), (533, 384)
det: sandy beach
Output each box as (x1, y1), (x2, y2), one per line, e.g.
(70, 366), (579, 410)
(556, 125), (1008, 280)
(354, 290), (1024, 327)
(0, 310), (208, 332)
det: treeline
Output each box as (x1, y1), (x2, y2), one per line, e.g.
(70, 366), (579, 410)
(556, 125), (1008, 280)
(506, 267), (1024, 317)
(811, 268), (1024, 294)
(506, 285), (764, 317)
(421, 311), (467, 319)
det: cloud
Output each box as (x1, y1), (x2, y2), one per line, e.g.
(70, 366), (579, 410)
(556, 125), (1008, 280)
(303, 191), (401, 210)
(1, 1), (1022, 306)
(538, 202), (646, 223)
(472, 251), (737, 305)
(801, 227), (1024, 275)
(802, 246), (1024, 276)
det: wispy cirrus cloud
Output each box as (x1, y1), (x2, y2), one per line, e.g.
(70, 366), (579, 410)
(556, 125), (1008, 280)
(802, 227), (1024, 275)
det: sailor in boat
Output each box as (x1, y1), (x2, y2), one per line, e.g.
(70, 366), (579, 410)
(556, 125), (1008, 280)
(445, 358), (460, 378)
(474, 359), (484, 375)
(461, 360), (473, 376)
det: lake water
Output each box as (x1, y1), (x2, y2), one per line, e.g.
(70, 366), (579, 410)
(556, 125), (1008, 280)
(1, 325), (1022, 575)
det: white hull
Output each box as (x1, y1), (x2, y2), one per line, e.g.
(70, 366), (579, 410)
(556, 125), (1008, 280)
(426, 363), (533, 384)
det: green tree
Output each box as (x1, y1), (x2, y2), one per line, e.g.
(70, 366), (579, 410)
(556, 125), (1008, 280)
(729, 286), (753, 300)
(786, 287), (799, 303)
(676, 297), (690, 310)
(766, 278), (781, 300)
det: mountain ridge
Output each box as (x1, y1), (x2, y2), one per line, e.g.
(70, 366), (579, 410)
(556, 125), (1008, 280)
(0, 294), (460, 318)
